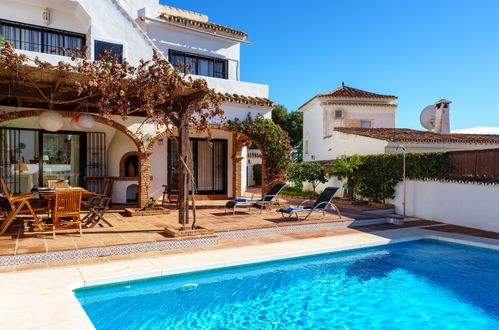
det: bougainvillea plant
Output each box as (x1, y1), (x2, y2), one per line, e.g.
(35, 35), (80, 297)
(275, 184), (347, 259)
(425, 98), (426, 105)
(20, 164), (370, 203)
(229, 115), (292, 185)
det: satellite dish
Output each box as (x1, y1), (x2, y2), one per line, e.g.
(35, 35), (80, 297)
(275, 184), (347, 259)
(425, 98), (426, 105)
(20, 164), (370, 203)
(420, 105), (436, 131)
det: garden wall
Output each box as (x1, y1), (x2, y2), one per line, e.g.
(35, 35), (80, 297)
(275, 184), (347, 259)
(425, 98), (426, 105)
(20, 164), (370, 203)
(390, 180), (499, 233)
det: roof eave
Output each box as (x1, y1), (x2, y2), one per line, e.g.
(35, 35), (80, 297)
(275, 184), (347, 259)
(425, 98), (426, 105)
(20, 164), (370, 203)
(155, 14), (251, 44)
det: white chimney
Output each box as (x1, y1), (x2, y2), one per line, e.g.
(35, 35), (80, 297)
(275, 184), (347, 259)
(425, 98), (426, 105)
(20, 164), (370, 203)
(434, 99), (451, 134)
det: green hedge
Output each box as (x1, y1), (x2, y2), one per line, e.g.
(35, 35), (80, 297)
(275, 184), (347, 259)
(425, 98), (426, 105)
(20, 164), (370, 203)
(348, 152), (449, 203)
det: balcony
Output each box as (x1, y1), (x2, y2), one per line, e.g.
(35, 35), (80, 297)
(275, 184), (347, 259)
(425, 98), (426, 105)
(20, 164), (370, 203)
(193, 75), (269, 98)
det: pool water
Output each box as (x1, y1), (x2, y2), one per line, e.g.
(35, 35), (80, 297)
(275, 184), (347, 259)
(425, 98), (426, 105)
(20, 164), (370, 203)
(75, 240), (499, 329)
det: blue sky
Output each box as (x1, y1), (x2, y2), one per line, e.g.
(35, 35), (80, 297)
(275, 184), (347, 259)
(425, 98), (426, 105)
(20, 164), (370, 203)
(163, 0), (499, 130)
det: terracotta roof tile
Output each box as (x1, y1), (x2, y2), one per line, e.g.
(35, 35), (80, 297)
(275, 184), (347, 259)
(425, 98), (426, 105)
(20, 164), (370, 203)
(334, 127), (499, 144)
(219, 93), (274, 107)
(299, 85), (397, 110)
(159, 13), (248, 41)
(319, 86), (397, 100)
(321, 101), (397, 108)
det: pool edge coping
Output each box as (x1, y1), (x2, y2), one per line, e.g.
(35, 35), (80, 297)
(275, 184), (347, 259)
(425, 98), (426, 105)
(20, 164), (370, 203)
(1, 228), (498, 330)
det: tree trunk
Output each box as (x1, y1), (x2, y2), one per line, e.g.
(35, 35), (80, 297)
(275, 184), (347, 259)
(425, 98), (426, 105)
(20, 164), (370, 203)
(178, 112), (190, 228)
(347, 177), (354, 201)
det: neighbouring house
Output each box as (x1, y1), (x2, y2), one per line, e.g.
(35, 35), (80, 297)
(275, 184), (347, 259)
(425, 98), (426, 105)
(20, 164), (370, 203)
(300, 84), (398, 161)
(301, 85), (499, 161)
(0, 0), (273, 206)
(300, 85), (499, 193)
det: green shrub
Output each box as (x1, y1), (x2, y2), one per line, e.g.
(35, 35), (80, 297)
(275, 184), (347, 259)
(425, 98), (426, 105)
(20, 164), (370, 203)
(345, 152), (449, 203)
(253, 164), (262, 186)
(287, 161), (328, 193)
(329, 155), (361, 200)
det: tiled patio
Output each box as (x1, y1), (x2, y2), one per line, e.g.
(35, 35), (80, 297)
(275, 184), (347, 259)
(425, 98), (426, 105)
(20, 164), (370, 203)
(1, 193), (497, 272)
(0, 196), (380, 253)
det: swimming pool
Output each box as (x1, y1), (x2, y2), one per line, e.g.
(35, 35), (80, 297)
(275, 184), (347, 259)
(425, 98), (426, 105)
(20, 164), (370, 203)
(75, 240), (499, 329)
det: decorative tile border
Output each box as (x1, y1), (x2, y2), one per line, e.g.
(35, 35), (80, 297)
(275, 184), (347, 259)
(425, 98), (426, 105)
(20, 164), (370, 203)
(217, 218), (394, 240)
(0, 236), (218, 267)
(0, 218), (397, 267)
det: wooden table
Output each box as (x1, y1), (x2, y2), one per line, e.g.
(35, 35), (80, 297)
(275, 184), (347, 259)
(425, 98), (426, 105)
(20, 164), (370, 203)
(39, 189), (95, 222)
(38, 189), (95, 200)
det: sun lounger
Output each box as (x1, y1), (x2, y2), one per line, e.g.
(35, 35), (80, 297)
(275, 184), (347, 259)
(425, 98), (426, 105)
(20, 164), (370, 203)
(225, 183), (286, 215)
(278, 187), (341, 221)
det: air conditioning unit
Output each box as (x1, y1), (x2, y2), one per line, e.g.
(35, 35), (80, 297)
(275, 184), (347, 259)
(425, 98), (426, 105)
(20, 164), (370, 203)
(334, 110), (343, 119)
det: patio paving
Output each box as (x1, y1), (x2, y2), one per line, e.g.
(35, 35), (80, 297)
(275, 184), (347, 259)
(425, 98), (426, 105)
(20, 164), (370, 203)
(0, 196), (383, 254)
(1, 193), (497, 272)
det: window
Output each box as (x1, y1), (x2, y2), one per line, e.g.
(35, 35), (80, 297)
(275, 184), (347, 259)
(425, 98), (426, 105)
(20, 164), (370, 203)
(304, 140), (309, 155)
(335, 110), (343, 118)
(0, 19), (85, 56)
(94, 40), (123, 64)
(360, 120), (372, 128)
(168, 50), (228, 79)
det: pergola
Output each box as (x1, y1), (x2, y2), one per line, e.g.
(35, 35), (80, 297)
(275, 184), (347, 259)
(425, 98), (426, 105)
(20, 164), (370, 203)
(0, 64), (209, 227)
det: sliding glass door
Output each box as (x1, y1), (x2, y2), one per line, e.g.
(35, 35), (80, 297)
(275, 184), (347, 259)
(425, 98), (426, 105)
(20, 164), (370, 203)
(0, 128), (107, 193)
(167, 138), (227, 195)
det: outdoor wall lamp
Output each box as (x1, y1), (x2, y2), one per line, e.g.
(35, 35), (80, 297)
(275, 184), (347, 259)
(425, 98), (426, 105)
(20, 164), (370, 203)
(42, 8), (51, 26)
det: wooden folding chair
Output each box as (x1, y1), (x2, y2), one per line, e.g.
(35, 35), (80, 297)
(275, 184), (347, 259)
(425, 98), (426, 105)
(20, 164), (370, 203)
(50, 188), (83, 238)
(81, 178), (113, 227)
(0, 177), (44, 235)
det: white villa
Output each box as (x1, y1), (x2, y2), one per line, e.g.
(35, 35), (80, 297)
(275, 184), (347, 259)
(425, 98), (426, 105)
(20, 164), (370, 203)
(300, 85), (398, 161)
(0, 0), (273, 206)
(301, 85), (499, 162)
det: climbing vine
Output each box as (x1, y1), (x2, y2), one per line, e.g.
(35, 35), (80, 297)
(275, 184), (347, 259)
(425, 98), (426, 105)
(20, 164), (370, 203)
(229, 115), (292, 185)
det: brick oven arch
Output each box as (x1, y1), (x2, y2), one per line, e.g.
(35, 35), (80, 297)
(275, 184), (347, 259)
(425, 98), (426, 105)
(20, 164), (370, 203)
(120, 151), (140, 178)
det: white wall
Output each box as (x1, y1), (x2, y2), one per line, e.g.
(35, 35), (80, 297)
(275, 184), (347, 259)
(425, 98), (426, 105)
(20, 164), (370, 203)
(304, 129), (388, 161)
(198, 76), (269, 98)
(118, 0), (159, 18)
(149, 138), (167, 199)
(391, 180), (499, 233)
(323, 105), (396, 136)
(302, 99), (322, 161)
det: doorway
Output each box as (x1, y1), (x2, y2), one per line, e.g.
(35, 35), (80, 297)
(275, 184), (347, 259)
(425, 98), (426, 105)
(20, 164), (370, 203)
(167, 138), (227, 195)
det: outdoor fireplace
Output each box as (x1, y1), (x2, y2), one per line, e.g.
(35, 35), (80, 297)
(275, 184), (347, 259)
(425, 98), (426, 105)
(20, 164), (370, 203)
(120, 152), (139, 178)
